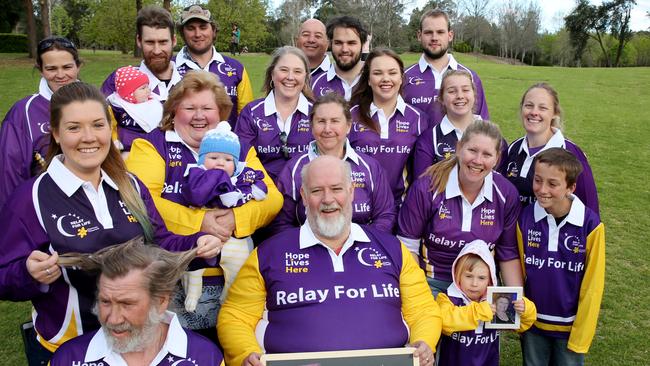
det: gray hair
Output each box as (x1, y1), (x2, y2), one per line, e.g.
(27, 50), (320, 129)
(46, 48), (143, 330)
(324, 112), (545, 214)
(300, 155), (352, 193)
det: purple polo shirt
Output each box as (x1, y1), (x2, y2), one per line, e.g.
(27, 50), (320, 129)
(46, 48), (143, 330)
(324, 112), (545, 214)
(174, 46), (247, 127)
(348, 96), (428, 204)
(438, 294), (499, 366)
(403, 54), (489, 125)
(0, 157), (202, 347)
(412, 115), (508, 178)
(50, 311), (224, 366)
(310, 55), (331, 80)
(101, 60), (183, 102)
(500, 129), (600, 216)
(256, 223), (409, 353)
(272, 140), (396, 235)
(397, 166), (520, 282)
(311, 65), (360, 100)
(518, 198), (602, 339)
(234, 92), (312, 181)
(0, 78), (54, 207)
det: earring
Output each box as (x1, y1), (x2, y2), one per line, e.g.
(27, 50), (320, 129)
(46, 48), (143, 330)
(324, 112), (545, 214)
(269, 80), (274, 89)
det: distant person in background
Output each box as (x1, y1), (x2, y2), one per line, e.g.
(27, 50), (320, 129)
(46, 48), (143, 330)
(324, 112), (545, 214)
(175, 4), (253, 127)
(106, 65), (163, 157)
(311, 16), (367, 101)
(0, 36), (81, 208)
(403, 9), (489, 125)
(101, 6), (182, 102)
(235, 46), (314, 181)
(349, 48), (428, 205)
(296, 18), (330, 80)
(500, 83), (599, 215)
(230, 23), (241, 56)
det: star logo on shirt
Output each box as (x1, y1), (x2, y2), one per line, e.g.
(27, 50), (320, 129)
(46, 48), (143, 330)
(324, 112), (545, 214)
(51, 214), (57, 219)
(374, 260), (383, 268)
(227, 71), (234, 77)
(573, 247), (580, 254)
(77, 227), (88, 238)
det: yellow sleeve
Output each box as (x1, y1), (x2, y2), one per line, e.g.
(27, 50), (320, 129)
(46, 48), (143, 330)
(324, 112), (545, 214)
(517, 223), (527, 278)
(237, 68), (254, 113)
(399, 244), (441, 350)
(517, 296), (537, 333)
(125, 138), (206, 234)
(108, 107), (119, 145)
(231, 146), (283, 237)
(436, 293), (493, 336)
(217, 249), (266, 366)
(568, 223), (606, 353)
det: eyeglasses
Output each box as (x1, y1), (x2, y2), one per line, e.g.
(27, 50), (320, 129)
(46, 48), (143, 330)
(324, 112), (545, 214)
(279, 131), (290, 159)
(38, 37), (76, 53)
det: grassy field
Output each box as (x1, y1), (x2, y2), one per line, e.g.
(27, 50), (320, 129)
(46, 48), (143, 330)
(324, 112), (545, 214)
(1, 50), (649, 365)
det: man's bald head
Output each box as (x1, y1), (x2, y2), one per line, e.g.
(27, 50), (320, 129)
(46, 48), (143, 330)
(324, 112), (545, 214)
(296, 19), (329, 69)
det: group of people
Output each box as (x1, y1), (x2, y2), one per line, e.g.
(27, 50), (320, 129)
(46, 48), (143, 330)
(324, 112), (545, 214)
(0, 3), (605, 366)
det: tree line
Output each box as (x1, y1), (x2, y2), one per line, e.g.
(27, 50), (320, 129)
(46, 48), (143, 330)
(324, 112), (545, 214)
(2, 0), (649, 67)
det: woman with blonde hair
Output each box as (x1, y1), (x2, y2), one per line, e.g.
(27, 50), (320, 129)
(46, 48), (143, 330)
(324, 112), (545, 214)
(0, 82), (221, 364)
(234, 46), (314, 181)
(398, 120), (522, 295)
(126, 70), (282, 340)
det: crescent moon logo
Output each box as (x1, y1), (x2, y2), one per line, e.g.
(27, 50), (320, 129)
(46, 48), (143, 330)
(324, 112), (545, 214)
(435, 142), (452, 155)
(56, 214), (75, 237)
(563, 235), (580, 252)
(39, 122), (50, 134)
(216, 62), (226, 75)
(357, 247), (372, 267)
(171, 358), (198, 366)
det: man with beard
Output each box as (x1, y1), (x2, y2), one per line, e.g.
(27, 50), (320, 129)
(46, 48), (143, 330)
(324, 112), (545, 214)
(101, 6), (182, 102)
(403, 9), (489, 125)
(311, 16), (367, 101)
(296, 18), (331, 80)
(174, 4), (253, 127)
(50, 241), (224, 366)
(217, 155), (441, 366)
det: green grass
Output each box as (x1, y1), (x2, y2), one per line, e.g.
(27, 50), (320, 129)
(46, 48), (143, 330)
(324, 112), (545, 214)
(1, 50), (649, 365)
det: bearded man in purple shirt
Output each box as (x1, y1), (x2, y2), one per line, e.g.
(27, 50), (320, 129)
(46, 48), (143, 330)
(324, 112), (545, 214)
(50, 240), (224, 366)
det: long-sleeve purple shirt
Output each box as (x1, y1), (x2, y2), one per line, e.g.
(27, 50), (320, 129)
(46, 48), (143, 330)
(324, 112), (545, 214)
(271, 140), (396, 235)
(403, 54), (489, 125)
(0, 78), (53, 208)
(182, 165), (267, 209)
(348, 96), (428, 204)
(500, 129), (600, 216)
(234, 92), (313, 181)
(0, 157), (204, 349)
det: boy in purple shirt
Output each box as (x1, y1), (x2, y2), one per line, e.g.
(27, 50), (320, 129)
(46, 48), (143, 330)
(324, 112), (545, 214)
(517, 148), (605, 366)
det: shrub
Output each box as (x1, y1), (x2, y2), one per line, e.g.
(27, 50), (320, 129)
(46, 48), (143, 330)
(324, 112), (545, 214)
(0, 33), (28, 53)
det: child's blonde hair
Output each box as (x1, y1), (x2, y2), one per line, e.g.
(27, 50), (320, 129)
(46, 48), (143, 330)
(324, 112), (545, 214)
(454, 253), (492, 286)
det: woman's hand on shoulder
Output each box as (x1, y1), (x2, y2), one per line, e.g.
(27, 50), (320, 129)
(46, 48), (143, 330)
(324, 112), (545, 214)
(26, 250), (61, 285)
(196, 235), (224, 259)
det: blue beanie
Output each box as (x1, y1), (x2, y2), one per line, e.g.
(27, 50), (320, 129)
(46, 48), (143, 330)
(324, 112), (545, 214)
(198, 121), (240, 165)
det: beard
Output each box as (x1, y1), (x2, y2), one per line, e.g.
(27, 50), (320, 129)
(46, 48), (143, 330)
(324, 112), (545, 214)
(333, 52), (362, 72)
(423, 44), (449, 61)
(307, 202), (351, 239)
(97, 304), (165, 354)
(144, 52), (171, 75)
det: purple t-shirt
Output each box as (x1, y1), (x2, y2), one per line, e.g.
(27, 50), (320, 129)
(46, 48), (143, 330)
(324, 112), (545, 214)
(500, 129), (600, 216)
(348, 97), (428, 204)
(256, 224), (409, 353)
(403, 54), (489, 125)
(272, 141), (396, 234)
(234, 93), (312, 181)
(397, 167), (521, 282)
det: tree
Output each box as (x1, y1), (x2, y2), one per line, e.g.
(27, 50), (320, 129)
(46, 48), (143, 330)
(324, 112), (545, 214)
(24, 0), (37, 57)
(207, 0), (270, 52)
(51, 3), (73, 37)
(0, 0), (25, 33)
(458, 0), (491, 53)
(62, 0), (92, 46)
(609, 0), (636, 66)
(39, 0), (51, 37)
(81, 0), (137, 53)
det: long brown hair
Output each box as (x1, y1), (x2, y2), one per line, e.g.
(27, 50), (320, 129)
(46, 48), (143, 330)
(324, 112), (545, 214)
(58, 236), (197, 301)
(422, 120), (503, 193)
(46, 82), (154, 241)
(350, 48), (404, 133)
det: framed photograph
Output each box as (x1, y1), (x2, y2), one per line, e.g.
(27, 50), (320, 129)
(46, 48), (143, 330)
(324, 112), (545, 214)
(261, 347), (419, 366)
(485, 286), (523, 329)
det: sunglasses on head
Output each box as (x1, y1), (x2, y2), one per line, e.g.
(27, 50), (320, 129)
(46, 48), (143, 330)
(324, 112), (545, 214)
(279, 131), (290, 159)
(38, 37), (76, 53)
